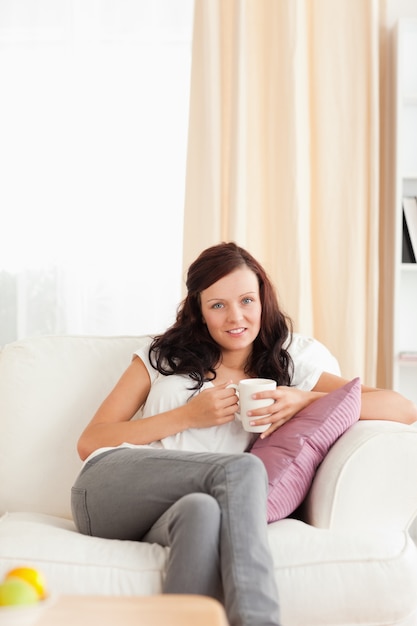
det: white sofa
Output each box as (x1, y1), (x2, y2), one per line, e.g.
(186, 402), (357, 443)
(1, 334), (417, 626)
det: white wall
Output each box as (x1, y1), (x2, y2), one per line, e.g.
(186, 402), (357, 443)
(385, 0), (417, 26)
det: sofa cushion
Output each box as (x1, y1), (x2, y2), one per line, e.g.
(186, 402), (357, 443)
(267, 519), (417, 626)
(0, 333), (340, 519)
(250, 378), (361, 522)
(0, 336), (149, 518)
(1, 511), (417, 626)
(0, 512), (168, 596)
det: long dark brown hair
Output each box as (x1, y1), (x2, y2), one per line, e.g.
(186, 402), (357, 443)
(150, 242), (294, 388)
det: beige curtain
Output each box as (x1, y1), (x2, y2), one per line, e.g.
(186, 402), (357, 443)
(183, 0), (382, 385)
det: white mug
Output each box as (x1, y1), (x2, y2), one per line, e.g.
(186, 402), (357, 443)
(229, 378), (276, 433)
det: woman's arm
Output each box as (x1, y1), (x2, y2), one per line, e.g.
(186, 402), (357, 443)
(314, 372), (417, 424)
(77, 357), (238, 461)
(77, 357), (186, 460)
(248, 371), (417, 436)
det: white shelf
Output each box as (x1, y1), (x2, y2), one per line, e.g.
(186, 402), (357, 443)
(392, 19), (417, 405)
(398, 359), (417, 367)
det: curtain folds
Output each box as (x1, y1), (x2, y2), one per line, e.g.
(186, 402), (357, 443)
(183, 0), (381, 384)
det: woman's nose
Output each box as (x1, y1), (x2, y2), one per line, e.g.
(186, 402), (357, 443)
(227, 304), (243, 323)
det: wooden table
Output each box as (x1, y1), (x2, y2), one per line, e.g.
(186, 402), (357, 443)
(37, 594), (229, 626)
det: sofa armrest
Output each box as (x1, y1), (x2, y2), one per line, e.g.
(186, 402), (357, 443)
(304, 420), (417, 531)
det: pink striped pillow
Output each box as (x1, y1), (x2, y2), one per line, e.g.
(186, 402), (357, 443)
(250, 377), (361, 523)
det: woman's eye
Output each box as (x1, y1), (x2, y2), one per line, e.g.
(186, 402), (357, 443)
(242, 297), (253, 304)
(212, 302), (224, 309)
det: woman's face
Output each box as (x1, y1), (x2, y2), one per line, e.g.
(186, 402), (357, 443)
(200, 266), (262, 358)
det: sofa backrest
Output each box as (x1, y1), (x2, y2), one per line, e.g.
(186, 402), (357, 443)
(0, 335), (149, 519)
(0, 333), (340, 520)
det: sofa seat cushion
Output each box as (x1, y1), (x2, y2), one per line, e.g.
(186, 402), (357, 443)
(269, 519), (417, 626)
(1, 512), (417, 626)
(0, 512), (168, 596)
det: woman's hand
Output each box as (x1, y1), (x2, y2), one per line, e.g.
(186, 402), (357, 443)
(246, 386), (323, 438)
(185, 381), (239, 429)
(248, 371), (417, 440)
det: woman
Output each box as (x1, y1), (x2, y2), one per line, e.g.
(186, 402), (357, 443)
(72, 242), (416, 626)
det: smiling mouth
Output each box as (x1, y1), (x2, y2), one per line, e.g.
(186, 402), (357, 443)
(227, 328), (246, 335)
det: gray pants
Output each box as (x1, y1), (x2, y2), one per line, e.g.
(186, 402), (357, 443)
(71, 448), (281, 626)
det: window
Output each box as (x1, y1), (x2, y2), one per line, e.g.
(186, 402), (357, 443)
(0, 0), (194, 345)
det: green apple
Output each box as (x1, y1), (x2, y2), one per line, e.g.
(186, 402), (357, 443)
(0, 577), (39, 606)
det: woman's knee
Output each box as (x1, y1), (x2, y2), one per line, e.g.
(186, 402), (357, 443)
(172, 493), (221, 528)
(224, 452), (268, 486)
(162, 493), (221, 550)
